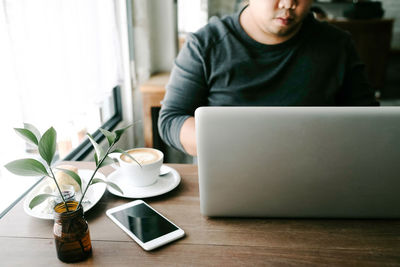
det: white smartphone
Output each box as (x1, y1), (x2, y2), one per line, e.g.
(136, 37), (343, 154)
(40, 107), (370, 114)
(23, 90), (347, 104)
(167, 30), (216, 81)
(106, 200), (185, 251)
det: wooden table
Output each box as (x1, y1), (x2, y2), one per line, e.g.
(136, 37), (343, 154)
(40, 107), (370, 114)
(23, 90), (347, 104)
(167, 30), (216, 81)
(1, 162), (399, 266)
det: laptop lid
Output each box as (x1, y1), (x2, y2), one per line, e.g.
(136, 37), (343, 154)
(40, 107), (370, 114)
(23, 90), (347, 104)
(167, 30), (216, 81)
(195, 107), (400, 218)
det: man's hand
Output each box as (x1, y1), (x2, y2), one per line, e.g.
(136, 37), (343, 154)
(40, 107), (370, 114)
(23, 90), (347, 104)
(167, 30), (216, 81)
(180, 117), (197, 156)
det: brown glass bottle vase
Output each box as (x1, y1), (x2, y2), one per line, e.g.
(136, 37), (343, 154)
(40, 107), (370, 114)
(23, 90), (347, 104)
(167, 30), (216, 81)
(53, 201), (92, 262)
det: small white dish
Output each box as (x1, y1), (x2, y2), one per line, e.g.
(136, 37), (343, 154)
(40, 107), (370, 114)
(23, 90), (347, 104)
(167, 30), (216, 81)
(106, 165), (181, 198)
(23, 169), (107, 220)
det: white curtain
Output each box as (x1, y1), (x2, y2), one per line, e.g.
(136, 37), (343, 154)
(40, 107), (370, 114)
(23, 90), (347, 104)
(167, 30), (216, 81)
(0, 0), (125, 212)
(1, 0), (122, 137)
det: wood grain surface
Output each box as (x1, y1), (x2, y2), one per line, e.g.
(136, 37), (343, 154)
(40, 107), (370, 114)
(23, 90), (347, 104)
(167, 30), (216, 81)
(0, 162), (399, 266)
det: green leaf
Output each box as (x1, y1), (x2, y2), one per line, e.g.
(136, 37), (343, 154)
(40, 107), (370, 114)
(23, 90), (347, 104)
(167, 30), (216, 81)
(99, 128), (116, 146)
(112, 148), (142, 167)
(38, 127), (57, 165)
(87, 133), (104, 160)
(5, 159), (49, 177)
(56, 168), (82, 191)
(14, 128), (39, 146)
(94, 153), (99, 166)
(29, 194), (55, 209)
(91, 178), (123, 195)
(24, 123), (41, 142)
(98, 156), (116, 168)
(114, 123), (136, 142)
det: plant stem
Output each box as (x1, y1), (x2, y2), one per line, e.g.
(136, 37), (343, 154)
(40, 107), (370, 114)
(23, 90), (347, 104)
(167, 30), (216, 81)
(77, 143), (115, 209)
(49, 166), (70, 212)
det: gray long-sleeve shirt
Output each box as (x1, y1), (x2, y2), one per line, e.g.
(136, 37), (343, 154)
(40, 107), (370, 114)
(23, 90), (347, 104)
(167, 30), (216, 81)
(158, 9), (378, 154)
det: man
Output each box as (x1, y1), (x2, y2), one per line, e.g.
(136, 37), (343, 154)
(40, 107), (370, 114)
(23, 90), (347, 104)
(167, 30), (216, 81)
(158, 0), (378, 156)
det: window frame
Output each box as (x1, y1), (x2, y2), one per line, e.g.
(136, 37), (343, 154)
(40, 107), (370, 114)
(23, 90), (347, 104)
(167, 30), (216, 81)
(0, 85), (123, 219)
(63, 85), (123, 161)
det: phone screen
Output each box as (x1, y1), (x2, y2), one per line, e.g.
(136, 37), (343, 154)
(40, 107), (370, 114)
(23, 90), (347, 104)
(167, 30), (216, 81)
(109, 203), (178, 243)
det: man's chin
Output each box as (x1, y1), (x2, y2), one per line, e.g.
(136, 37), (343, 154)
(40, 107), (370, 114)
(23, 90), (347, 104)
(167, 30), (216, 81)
(272, 23), (302, 38)
(271, 28), (293, 37)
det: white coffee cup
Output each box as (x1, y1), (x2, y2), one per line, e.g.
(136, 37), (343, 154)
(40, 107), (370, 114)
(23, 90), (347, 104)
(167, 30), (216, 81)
(112, 148), (164, 187)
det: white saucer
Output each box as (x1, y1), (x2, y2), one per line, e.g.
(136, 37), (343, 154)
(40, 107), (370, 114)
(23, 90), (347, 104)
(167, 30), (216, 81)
(23, 169), (107, 220)
(106, 165), (181, 198)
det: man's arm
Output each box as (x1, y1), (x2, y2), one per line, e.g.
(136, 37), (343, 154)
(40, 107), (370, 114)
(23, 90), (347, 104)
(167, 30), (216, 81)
(158, 33), (208, 155)
(179, 117), (197, 156)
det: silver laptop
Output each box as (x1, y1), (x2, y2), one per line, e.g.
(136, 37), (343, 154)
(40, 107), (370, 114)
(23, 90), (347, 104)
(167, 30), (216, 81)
(195, 107), (400, 218)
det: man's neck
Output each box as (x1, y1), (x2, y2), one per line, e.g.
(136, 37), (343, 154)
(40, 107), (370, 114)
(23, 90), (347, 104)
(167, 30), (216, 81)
(239, 7), (302, 45)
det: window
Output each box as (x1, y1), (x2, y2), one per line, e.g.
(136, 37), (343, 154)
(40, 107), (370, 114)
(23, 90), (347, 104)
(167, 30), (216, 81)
(177, 0), (208, 36)
(0, 0), (130, 216)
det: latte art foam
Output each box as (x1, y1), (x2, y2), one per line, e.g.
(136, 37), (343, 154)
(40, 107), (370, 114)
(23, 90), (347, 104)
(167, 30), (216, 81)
(121, 149), (161, 165)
